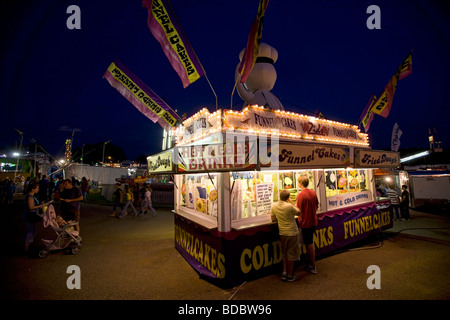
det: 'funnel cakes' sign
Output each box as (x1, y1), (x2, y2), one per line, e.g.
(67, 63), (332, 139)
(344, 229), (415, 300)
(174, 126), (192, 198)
(175, 106), (369, 147)
(224, 106), (369, 146)
(276, 143), (350, 168)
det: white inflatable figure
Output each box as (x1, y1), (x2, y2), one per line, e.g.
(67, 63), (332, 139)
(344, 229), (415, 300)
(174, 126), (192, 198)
(235, 43), (284, 110)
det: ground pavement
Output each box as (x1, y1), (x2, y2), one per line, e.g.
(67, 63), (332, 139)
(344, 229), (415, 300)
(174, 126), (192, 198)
(1, 200), (449, 301)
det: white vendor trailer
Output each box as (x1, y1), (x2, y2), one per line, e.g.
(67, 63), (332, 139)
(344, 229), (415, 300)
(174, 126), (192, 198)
(399, 170), (450, 208)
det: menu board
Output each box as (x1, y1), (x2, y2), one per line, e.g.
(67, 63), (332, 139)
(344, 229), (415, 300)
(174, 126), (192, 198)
(256, 183), (274, 215)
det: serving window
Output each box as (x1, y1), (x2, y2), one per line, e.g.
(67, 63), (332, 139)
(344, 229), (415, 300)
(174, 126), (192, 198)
(230, 171), (261, 220)
(175, 168), (375, 230)
(179, 173), (218, 221)
(324, 168), (373, 210)
(230, 170), (318, 229)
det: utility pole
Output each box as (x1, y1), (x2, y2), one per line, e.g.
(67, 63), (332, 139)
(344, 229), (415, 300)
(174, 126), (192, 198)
(102, 140), (111, 167)
(14, 129), (24, 180)
(34, 143), (37, 178)
(81, 143), (85, 178)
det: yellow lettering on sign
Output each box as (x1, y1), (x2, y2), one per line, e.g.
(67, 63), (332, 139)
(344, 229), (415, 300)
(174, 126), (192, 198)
(174, 224), (226, 278)
(240, 248), (252, 274)
(151, 0), (200, 84)
(239, 240), (283, 274)
(342, 211), (391, 240)
(107, 63), (177, 126)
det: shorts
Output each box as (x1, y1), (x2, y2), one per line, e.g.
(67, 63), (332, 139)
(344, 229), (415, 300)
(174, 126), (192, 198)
(62, 208), (80, 223)
(301, 227), (315, 245)
(73, 208), (80, 223)
(280, 234), (300, 261)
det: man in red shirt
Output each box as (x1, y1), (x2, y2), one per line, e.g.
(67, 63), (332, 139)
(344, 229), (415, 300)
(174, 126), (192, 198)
(296, 175), (319, 274)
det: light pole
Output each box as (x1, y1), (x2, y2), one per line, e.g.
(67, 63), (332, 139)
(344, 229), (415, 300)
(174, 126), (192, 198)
(14, 129), (24, 180)
(81, 143), (85, 177)
(102, 140), (111, 167)
(30, 138), (37, 179)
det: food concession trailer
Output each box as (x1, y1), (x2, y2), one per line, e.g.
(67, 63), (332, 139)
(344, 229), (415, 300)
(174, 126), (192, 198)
(147, 105), (399, 288)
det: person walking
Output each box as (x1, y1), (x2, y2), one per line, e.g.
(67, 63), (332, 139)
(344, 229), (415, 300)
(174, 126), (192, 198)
(296, 175), (319, 274)
(386, 184), (401, 220)
(110, 183), (123, 217)
(6, 178), (16, 205)
(271, 189), (300, 282)
(140, 185), (157, 217)
(80, 177), (89, 204)
(118, 185), (138, 218)
(133, 183), (140, 208)
(400, 184), (411, 221)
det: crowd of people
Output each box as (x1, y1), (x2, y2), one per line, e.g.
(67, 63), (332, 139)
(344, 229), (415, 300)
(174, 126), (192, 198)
(0, 177), (16, 205)
(110, 182), (157, 219)
(21, 174), (86, 253)
(11, 172), (159, 253)
(377, 183), (411, 221)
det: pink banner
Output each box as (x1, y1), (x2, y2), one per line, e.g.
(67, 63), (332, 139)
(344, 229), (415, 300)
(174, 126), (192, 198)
(238, 0), (269, 83)
(142, 0), (204, 88)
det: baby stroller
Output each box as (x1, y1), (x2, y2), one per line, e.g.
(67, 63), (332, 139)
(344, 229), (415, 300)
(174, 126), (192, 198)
(37, 204), (82, 258)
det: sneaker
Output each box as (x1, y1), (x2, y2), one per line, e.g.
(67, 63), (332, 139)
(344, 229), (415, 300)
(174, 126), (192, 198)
(281, 272), (287, 282)
(306, 265), (317, 274)
(287, 274), (298, 282)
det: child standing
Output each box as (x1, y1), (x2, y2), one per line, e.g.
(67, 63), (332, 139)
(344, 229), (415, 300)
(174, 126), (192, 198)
(140, 186), (157, 217)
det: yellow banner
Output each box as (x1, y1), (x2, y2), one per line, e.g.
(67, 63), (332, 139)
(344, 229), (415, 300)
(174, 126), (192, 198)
(361, 95), (376, 130)
(372, 53), (412, 117)
(371, 90), (389, 116)
(106, 62), (178, 127)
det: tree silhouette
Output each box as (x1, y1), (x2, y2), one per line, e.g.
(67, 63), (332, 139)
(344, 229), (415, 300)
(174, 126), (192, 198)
(72, 142), (126, 165)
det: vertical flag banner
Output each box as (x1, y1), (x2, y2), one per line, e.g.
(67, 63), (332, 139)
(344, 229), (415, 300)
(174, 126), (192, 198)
(398, 53), (412, 80)
(142, 0), (204, 88)
(391, 122), (403, 151)
(372, 53), (413, 118)
(103, 59), (181, 130)
(360, 94), (377, 132)
(238, 0), (269, 83)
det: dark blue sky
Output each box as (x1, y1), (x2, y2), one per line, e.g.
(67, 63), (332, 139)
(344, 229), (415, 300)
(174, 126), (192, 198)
(1, 0), (449, 160)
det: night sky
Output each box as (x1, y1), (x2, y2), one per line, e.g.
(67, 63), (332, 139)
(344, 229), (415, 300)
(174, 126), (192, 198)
(1, 0), (449, 161)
